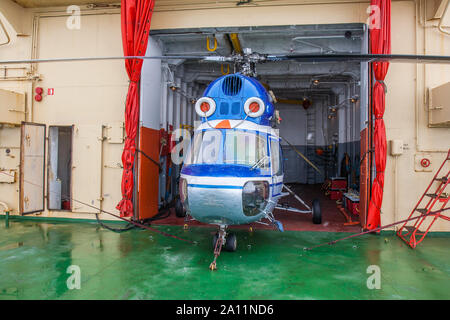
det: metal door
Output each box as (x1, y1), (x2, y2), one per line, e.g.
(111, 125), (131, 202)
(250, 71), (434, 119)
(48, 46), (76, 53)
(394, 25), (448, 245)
(20, 122), (46, 215)
(71, 125), (102, 213)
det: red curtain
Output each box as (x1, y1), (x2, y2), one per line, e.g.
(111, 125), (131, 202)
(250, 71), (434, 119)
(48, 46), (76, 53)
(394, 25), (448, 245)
(117, 0), (155, 217)
(366, 0), (391, 230)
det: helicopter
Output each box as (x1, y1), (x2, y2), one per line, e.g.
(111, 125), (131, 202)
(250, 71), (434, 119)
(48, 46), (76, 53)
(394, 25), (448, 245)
(2, 49), (449, 270)
(163, 48), (450, 270)
(175, 49), (324, 270)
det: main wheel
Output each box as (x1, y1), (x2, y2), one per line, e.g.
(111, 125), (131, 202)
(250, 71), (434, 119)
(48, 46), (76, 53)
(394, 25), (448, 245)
(312, 199), (322, 224)
(224, 233), (237, 252)
(175, 197), (186, 218)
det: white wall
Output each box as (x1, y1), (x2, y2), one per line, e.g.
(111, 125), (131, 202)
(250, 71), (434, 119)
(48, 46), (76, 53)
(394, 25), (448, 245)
(278, 98), (331, 147)
(140, 36), (162, 130)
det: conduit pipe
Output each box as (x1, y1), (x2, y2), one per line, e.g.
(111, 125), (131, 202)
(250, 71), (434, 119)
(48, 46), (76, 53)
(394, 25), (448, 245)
(0, 201), (10, 227)
(438, 0), (450, 36)
(0, 201), (10, 214)
(0, 17), (11, 46)
(393, 154), (399, 230)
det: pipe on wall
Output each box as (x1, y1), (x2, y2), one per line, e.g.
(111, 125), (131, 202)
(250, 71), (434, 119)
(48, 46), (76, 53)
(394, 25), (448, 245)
(438, 0), (450, 36)
(0, 201), (10, 214)
(0, 17), (11, 46)
(393, 154), (399, 229)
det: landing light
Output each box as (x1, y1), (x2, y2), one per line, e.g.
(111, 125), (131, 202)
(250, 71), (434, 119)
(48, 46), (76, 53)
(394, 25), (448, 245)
(242, 181), (269, 217)
(200, 102), (210, 112)
(249, 102), (260, 113)
(244, 97), (265, 117)
(195, 97), (216, 117)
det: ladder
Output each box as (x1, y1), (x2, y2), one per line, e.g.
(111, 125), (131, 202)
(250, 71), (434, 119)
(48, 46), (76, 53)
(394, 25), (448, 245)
(306, 108), (316, 184)
(397, 149), (450, 248)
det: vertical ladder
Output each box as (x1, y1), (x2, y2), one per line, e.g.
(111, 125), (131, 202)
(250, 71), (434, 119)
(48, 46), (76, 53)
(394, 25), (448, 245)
(306, 108), (316, 184)
(397, 149), (450, 248)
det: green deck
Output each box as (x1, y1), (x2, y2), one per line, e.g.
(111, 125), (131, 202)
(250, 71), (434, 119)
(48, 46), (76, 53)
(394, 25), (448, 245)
(0, 219), (449, 300)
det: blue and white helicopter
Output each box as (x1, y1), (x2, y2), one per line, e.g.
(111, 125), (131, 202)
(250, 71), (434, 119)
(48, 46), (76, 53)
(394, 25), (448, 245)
(165, 49), (450, 269)
(2, 48), (448, 270)
(175, 50), (322, 269)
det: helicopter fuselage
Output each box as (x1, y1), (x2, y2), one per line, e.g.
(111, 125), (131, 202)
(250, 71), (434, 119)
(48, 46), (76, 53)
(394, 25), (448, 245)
(179, 73), (284, 226)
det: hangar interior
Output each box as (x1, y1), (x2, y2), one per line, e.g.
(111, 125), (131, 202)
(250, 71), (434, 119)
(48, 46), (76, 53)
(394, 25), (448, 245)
(140, 23), (369, 231)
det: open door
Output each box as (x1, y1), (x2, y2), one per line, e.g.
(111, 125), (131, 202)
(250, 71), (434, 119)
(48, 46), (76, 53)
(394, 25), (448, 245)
(47, 126), (73, 211)
(20, 122), (46, 215)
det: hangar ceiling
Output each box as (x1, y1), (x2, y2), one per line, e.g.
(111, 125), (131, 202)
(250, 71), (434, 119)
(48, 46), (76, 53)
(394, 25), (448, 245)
(150, 24), (365, 100)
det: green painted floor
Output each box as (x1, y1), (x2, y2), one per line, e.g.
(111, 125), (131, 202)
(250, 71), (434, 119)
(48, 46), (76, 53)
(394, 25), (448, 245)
(0, 219), (449, 300)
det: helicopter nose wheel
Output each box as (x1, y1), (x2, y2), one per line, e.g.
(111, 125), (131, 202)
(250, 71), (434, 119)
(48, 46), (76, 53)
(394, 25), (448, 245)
(209, 228), (236, 270)
(175, 196), (186, 218)
(213, 232), (237, 252)
(225, 233), (237, 252)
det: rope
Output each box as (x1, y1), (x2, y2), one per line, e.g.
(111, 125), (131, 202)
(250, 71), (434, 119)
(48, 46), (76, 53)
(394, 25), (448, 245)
(304, 207), (450, 251)
(0, 171), (194, 244)
(135, 147), (161, 171)
(360, 148), (374, 165)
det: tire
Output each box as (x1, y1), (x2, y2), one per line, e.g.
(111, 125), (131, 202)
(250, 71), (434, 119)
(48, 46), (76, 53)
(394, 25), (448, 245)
(224, 233), (237, 252)
(175, 197), (186, 218)
(312, 199), (322, 224)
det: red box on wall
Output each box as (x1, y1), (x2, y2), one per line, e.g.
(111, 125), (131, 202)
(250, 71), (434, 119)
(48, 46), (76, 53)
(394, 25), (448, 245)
(344, 193), (360, 215)
(330, 190), (344, 200)
(330, 177), (347, 190)
(346, 199), (359, 215)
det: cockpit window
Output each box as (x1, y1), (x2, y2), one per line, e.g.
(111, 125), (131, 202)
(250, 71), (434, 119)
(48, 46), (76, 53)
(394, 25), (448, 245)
(184, 130), (222, 165)
(184, 129), (268, 168)
(270, 138), (282, 175)
(224, 130), (268, 168)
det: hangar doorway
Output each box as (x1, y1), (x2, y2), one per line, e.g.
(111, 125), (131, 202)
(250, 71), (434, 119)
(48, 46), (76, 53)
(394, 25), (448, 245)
(139, 24), (370, 232)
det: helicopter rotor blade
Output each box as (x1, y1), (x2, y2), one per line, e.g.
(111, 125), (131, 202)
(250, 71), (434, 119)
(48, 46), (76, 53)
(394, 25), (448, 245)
(0, 55), (230, 65)
(1, 53), (449, 65)
(266, 53), (450, 64)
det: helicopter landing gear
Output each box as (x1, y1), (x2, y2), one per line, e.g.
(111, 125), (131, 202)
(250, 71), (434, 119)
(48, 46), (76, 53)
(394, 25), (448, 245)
(312, 199), (322, 224)
(213, 231), (237, 252)
(274, 220), (284, 232)
(209, 226), (236, 270)
(277, 184), (323, 225)
(175, 196), (186, 218)
(224, 233), (237, 252)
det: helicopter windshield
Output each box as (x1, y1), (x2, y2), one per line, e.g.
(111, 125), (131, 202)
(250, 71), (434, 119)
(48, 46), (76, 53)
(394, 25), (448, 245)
(184, 129), (268, 168)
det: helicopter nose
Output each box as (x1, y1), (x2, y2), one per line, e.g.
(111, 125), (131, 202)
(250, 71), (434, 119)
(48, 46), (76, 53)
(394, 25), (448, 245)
(187, 186), (243, 225)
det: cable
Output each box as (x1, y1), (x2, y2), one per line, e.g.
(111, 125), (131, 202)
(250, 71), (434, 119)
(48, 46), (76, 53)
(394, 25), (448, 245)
(93, 200), (174, 233)
(0, 171), (193, 244)
(304, 207), (450, 251)
(135, 147), (162, 171)
(94, 212), (137, 233)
